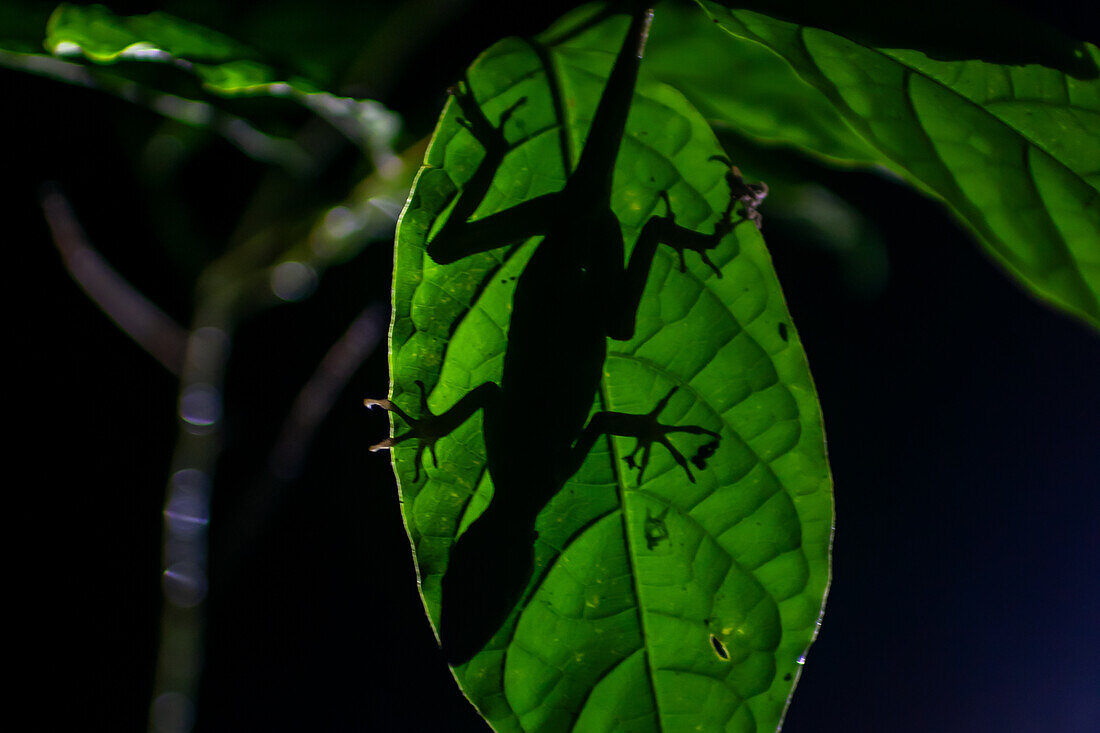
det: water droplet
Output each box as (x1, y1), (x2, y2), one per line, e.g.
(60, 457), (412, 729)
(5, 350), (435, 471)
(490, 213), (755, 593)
(163, 561), (207, 608)
(152, 692), (194, 733)
(164, 471), (209, 538)
(171, 469), (209, 493)
(369, 196), (402, 220)
(185, 327), (230, 373)
(190, 326), (228, 349)
(52, 41), (83, 56)
(270, 261), (317, 302)
(323, 205), (362, 239)
(118, 42), (171, 62)
(179, 384), (221, 427)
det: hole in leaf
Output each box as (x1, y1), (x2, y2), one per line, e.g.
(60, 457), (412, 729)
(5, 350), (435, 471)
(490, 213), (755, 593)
(710, 634), (729, 661)
(644, 507), (670, 550)
(778, 322), (789, 341)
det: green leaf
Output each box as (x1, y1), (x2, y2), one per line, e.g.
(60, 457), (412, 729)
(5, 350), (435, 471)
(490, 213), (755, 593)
(41, 3), (398, 153)
(697, 1), (1100, 328)
(642, 2), (884, 168)
(388, 8), (832, 732)
(45, 3), (291, 92)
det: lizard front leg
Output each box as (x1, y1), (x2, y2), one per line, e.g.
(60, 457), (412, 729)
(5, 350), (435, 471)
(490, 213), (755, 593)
(653, 163), (769, 276)
(604, 164), (767, 340)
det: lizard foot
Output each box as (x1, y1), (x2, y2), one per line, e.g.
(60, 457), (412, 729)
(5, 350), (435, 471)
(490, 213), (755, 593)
(365, 380), (442, 482)
(621, 387), (721, 484)
(710, 156), (768, 232)
(450, 79), (527, 155)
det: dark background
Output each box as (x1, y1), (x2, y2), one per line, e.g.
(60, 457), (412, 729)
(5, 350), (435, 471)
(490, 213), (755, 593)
(9, 0), (1099, 730)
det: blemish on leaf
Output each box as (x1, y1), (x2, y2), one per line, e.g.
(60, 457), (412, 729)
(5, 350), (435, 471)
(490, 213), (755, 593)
(644, 507), (670, 550)
(778, 322), (788, 341)
(710, 634), (730, 661)
(784, 673), (793, 681)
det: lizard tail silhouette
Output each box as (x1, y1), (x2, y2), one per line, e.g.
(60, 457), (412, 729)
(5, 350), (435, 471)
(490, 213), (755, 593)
(441, 498), (535, 664)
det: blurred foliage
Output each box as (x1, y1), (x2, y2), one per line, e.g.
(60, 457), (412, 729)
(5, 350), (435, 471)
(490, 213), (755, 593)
(644, 5), (884, 167)
(700, 0), (1100, 328)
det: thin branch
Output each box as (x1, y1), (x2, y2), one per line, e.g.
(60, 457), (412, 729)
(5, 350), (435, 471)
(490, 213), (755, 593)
(270, 302), (388, 481)
(39, 183), (188, 375)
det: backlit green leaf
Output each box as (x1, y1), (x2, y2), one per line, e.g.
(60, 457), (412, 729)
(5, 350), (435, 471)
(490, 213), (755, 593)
(643, 2), (884, 168)
(698, 1), (1100, 328)
(387, 8), (832, 731)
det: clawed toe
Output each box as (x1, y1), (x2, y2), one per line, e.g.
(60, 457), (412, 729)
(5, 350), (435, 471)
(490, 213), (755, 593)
(622, 387), (721, 485)
(369, 437), (396, 452)
(720, 165), (768, 232)
(364, 384), (443, 482)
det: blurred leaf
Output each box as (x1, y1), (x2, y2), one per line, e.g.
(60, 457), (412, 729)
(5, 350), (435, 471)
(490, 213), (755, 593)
(698, 1), (1100, 328)
(0, 45), (312, 169)
(387, 7), (832, 731)
(644, 2), (884, 167)
(45, 3), (252, 63)
(46, 3), (297, 92)
(42, 3), (398, 154)
(695, 0), (1097, 72)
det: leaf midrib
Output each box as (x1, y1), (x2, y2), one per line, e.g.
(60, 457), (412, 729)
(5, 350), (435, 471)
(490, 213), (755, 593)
(599, 381), (665, 733)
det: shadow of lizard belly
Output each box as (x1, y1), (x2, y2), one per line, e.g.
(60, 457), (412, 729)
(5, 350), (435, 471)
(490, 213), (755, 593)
(441, 244), (609, 664)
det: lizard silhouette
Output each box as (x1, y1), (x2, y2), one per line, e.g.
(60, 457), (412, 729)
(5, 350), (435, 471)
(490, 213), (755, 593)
(367, 2), (766, 665)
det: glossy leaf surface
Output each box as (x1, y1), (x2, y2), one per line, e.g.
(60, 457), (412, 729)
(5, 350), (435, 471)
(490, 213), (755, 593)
(46, 3), (303, 94)
(642, 3), (884, 168)
(698, 1), (1100, 328)
(41, 3), (395, 151)
(388, 8), (832, 731)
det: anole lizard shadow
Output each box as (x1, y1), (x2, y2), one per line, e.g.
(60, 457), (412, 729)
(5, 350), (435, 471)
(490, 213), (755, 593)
(367, 1), (767, 665)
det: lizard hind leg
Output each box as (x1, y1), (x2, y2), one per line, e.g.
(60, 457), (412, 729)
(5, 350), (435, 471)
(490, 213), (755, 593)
(657, 190), (719, 277)
(568, 387), (721, 486)
(619, 387), (721, 484)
